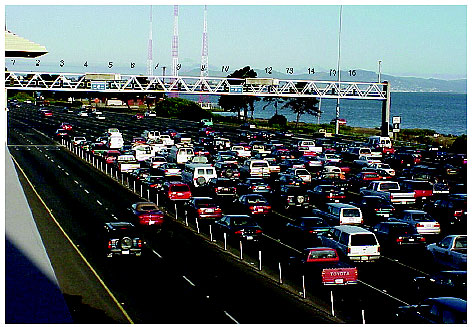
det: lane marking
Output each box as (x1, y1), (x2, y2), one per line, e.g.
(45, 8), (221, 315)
(10, 155), (134, 324)
(74, 180), (79, 184)
(84, 189), (89, 193)
(152, 249), (162, 258)
(224, 311), (239, 324)
(358, 280), (409, 305)
(96, 200), (102, 206)
(182, 275), (195, 287)
(65, 172), (69, 176)
(381, 255), (431, 277)
(262, 233), (302, 254)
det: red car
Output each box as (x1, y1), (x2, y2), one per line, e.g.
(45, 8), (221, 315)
(130, 202), (165, 228)
(41, 110), (53, 117)
(105, 150), (121, 164)
(60, 122), (73, 131)
(184, 197), (223, 220)
(163, 181), (192, 201)
(234, 194), (272, 217)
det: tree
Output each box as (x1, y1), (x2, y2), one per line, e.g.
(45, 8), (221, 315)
(282, 96), (320, 129)
(262, 96), (285, 116)
(218, 66), (259, 121)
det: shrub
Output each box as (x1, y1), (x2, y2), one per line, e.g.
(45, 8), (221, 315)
(268, 114), (287, 127)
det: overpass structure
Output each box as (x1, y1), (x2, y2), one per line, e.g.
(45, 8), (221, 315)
(5, 71), (391, 135)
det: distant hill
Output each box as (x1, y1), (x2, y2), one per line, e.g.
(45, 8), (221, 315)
(182, 67), (466, 93)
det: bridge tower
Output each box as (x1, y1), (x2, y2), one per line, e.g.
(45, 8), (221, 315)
(171, 5), (179, 77)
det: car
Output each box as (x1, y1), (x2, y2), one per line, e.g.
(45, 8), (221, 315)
(135, 112), (144, 120)
(285, 216), (331, 247)
(104, 150), (121, 164)
(394, 297), (466, 324)
(348, 172), (382, 191)
(233, 194), (272, 217)
(59, 122), (73, 131)
(426, 235), (467, 270)
(129, 168), (151, 181)
(162, 181), (192, 202)
(156, 162), (182, 178)
(145, 156), (168, 169)
(205, 178), (238, 199)
(214, 162), (241, 180)
(141, 175), (166, 190)
(370, 221), (426, 251)
(129, 202), (165, 228)
(184, 197), (223, 221)
(286, 247), (358, 286)
(237, 177), (272, 195)
(355, 195), (395, 225)
(423, 194), (467, 233)
(54, 129), (69, 139)
(308, 184), (346, 208)
(72, 136), (87, 146)
(103, 222), (143, 258)
(413, 271), (466, 301)
(41, 110), (53, 117)
(77, 111), (88, 117)
(144, 111), (157, 117)
(286, 168), (312, 184)
(389, 210), (441, 236)
(214, 215), (263, 243)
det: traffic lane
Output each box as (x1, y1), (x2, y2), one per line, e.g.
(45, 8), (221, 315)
(8, 144), (233, 323)
(12, 156), (130, 323)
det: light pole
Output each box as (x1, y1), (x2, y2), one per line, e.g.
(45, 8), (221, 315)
(335, 5), (343, 135)
(378, 60), (382, 83)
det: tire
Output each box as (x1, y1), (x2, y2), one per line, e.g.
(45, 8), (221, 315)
(121, 237), (132, 250)
(196, 177), (206, 186)
(224, 169), (233, 178)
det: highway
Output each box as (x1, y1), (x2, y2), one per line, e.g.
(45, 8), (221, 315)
(7, 104), (449, 323)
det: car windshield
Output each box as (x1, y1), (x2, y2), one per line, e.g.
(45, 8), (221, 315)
(196, 200), (217, 207)
(410, 213), (434, 222)
(232, 217), (254, 226)
(455, 237), (467, 248)
(351, 234), (378, 246)
(389, 224), (417, 235)
(253, 162), (268, 168)
(246, 197), (267, 204)
(308, 250), (337, 260)
(171, 185), (190, 192)
(217, 180), (236, 187)
(343, 209), (361, 217)
(139, 205), (158, 211)
(301, 219), (328, 228)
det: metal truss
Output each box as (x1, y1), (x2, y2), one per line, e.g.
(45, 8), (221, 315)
(5, 71), (387, 100)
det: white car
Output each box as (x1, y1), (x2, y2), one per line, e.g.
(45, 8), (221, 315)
(95, 114), (106, 120)
(364, 162), (395, 176)
(287, 168), (312, 183)
(144, 111), (157, 117)
(72, 136), (87, 145)
(77, 111), (88, 117)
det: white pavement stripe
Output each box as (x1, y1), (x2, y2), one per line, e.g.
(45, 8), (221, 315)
(74, 180), (79, 184)
(182, 275), (195, 287)
(381, 255), (430, 276)
(96, 200), (102, 205)
(84, 189), (89, 193)
(358, 280), (409, 305)
(65, 172), (69, 175)
(224, 311), (239, 324)
(152, 249), (162, 258)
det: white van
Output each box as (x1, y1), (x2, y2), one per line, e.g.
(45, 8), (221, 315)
(133, 144), (154, 162)
(142, 130), (160, 141)
(319, 225), (380, 262)
(107, 135), (124, 149)
(181, 163), (217, 187)
(168, 146), (194, 164)
(367, 136), (392, 149)
(241, 159), (270, 177)
(313, 203), (363, 226)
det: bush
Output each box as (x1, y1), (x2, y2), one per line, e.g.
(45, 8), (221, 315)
(154, 98), (213, 121)
(268, 114), (287, 127)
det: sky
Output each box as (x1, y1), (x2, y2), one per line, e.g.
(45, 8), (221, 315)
(3, 4), (468, 80)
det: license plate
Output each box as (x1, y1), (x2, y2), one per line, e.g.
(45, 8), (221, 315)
(361, 256), (369, 261)
(334, 199), (340, 203)
(409, 238), (414, 241)
(149, 221), (155, 225)
(246, 236), (253, 240)
(335, 279), (344, 284)
(122, 250), (129, 255)
(207, 209), (214, 213)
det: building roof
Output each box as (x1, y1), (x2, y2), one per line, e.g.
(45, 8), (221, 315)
(5, 30), (48, 58)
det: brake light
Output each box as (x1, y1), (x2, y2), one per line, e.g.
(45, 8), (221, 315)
(215, 187), (220, 192)
(433, 223), (440, 228)
(347, 247), (350, 254)
(374, 208), (380, 211)
(255, 229), (262, 234)
(108, 240), (113, 249)
(396, 237), (403, 243)
(249, 206), (254, 211)
(416, 223), (424, 228)
(420, 237), (426, 242)
(234, 230), (243, 234)
(197, 208), (205, 214)
(454, 210), (463, 217)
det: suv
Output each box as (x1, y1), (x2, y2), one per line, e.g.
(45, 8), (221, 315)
(162, 181), (192, 202)
(103, 222), (143, 258)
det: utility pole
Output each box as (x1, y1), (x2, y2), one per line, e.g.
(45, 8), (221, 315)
(335, 5), (343, 135)
(146, 5), (153, 76)
(172, 5), (179, 77)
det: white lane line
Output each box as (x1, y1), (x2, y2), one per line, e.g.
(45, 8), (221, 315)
(96, 200), (102, 206)
(182, 275), (195, 287)
(50, 159), (54, 163)
(224, 311), (239, 324)
(358, 280), (409, 305)
(381, 255), (430, 276)
(57, 165), (61, 169)
(262, 233), (302, 254)
(65, 172), (69, 176)
(84, 189), (89, 194)
(74, 180), (79, 184)
(152, 249), (162, 258)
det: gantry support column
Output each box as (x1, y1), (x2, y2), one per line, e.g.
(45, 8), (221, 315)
(381, 81), (391, 137)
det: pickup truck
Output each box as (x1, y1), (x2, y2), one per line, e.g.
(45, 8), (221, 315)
(116, 155), (141, 173)
(287, 247), (358, 286)
(360, 181), (416, 205)
(426, 235), (467, 270)
(231, 145), (251, 158)
(297, 140), (322, 155)
(353, 155), (382, 167)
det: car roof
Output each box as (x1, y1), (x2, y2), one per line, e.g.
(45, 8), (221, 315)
(424, 297), (466, 312)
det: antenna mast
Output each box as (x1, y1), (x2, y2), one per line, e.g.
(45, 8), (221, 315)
(146, 5), (153, 76)
(200, 5), (209, 77)
(172, 5), (179, 77)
